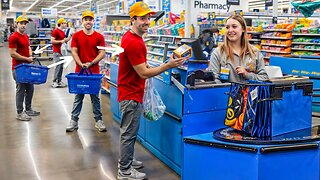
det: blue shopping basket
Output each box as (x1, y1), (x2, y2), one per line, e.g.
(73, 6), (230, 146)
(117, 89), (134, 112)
(65, 68), (104, 94)
(14, 59), (49, 84)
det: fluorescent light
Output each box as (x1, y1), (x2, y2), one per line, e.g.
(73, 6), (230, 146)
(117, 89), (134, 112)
(25, 0), (40, 12)
(50, 0), (68, 9)
(98, 0), (118, 7)
(58, 0), (92, 13)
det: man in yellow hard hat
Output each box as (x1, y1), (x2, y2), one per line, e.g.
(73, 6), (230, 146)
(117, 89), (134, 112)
(51, 17), (68, 88)
(117, 2), (186, 180)
(8, 15), (40, 121)
(66, 10), (107, 133)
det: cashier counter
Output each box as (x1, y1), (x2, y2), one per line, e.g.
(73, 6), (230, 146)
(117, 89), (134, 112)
(108, 58), (230, 175)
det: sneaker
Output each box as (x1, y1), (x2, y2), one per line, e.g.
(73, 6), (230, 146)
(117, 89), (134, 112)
(25, 110), (40, 116)
(51, 82), (59, 88)
(118, 168), (146, 180)
(16, 112), (31, 121)
(66, 120), (78, 132)
(132, 159), (143, 169)
(58, 81), (67, 88)
(95, 120), (106, 132)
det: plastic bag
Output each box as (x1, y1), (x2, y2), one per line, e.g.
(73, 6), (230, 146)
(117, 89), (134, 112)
(142, 78), (166, 121)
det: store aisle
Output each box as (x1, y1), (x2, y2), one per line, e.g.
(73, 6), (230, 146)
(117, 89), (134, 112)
(0, 44), (179, 180)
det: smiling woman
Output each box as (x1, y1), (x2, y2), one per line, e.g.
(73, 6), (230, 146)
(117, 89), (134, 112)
(208, 15), (269, 83)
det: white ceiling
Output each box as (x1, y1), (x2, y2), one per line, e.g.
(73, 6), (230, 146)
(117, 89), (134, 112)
(10, 0), (119, 14)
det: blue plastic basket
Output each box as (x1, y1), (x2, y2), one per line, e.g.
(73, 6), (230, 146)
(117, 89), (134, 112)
(65, 68), (104, 94)
(14, 60), (49, 84)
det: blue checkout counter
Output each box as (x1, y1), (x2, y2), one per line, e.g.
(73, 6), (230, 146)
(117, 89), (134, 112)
(270, 56), (320, 113)
(183, 127), (320, 180)
(108, 62), (230, 175)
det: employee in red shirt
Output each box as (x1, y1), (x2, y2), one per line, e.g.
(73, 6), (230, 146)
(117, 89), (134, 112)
(51, 18), (68, 88)
(9, 15), (40, 121)
(117, 2), (186, 180)
(66, 10), (107, 132)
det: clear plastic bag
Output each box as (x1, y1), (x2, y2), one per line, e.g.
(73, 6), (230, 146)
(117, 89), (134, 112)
(142, 78), (166, 121)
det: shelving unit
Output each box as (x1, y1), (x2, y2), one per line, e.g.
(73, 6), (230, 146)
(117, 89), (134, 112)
(291, 33), (320, 57)
(260, 28), (293, 64)
(29, 28), (53, 60)
(145, 34), (180, 64)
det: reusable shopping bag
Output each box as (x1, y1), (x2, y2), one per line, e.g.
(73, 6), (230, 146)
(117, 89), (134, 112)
(225, 81), (272, 137)
(142, 78), (166, 121)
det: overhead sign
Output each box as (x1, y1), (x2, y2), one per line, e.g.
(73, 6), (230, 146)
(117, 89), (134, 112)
(41, 8), (57, 18)
(1, 0), (10, 10)
(227, 0), (240, 5)
(193, 0), (231, 12)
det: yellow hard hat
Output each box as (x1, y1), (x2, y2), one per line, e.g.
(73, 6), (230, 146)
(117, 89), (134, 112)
(129, 2), (156, 18)
(57, 18), (67, 25)
(16, 15), (29, 23)
(82, 10), (94, 19)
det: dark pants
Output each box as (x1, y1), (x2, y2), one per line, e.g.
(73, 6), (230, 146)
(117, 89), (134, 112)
(118, 100), (142, 172)
(12, 70), (34, 114)
(71, 94), (102, 122)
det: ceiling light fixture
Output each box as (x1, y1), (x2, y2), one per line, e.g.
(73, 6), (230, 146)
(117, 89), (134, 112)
(58, 0), (92, 13)
(25, 0), (40, 12)
(50, 0), (68, 9)
(98, 0), (118, 7)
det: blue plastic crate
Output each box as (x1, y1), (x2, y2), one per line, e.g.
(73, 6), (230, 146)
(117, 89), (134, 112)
(14, 63), (49, 84)
(65, 69), (104, 94)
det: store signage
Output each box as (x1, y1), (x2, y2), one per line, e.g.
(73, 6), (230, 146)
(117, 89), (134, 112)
(194, 0), (231, 12)
(41, 8), (57, 18)
(1, 0), (10, 10)
(265, 0), (273, 7)
(227, 0), (239, 5)
(162, 0), (170, 12)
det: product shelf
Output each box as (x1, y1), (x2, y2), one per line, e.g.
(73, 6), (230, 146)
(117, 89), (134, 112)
(292, 42), (320, 45)
(261, 50), (291, 54)
(261, 36), (292, 40)
(248, 39), (261, 42)
(293, 34), (320, 37)
(291, 48), (320, 52)
(264, 29), (291, 32)
(261, 43), (291, 47)
(147, 43), (177, 49)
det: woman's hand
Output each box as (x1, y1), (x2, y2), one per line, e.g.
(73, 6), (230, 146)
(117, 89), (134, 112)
(236, 66), (248, 76)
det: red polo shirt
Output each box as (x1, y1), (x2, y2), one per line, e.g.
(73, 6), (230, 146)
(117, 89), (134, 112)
(8, 32), (30, 70)
(51, 28), (65, 54)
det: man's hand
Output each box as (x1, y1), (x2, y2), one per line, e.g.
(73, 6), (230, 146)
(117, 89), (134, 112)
(167, 54), (187, 68)
(26, 57), (34, 63)
(82, 62), (94, 68)
(236, 66), (248, 76)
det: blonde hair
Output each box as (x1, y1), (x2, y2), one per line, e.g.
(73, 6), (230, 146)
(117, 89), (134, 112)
(220, 15), (256, 62)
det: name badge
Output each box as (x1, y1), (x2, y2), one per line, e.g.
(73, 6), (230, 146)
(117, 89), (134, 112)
(219, 67), (230, 81)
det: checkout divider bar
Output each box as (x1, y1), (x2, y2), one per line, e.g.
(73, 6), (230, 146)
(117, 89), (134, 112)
(184, 138), (258, 153)
(260, 143), (319, 154)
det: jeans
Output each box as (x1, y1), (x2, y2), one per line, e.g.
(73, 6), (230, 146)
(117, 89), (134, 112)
(70, 94), (102, 122)
(12, 70), (34, 114)
(53, 52), (63, 83)
(118, 100), (142, 172)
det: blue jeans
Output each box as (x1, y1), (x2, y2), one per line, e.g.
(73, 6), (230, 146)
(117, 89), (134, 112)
(12, 70), (34, 114)
(70, 94), (102, 122)
(118, 100), (142, 172)
(53, 52), (63, 83)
